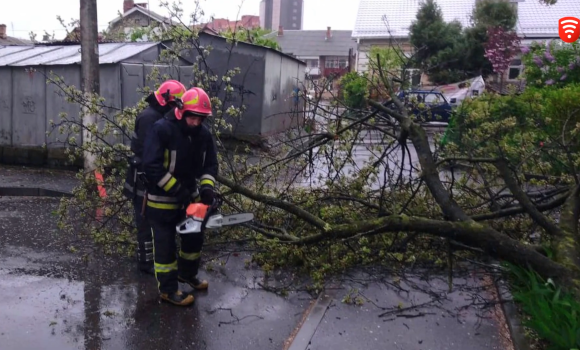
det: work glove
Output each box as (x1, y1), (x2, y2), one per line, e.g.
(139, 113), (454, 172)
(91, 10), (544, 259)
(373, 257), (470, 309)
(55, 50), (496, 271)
(174, 185), (192, 206)
(199, 185), (215, 205)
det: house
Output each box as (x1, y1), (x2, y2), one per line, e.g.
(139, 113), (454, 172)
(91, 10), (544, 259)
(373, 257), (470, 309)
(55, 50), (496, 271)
(197, 15), (260, 33)
(0, 24), (32, 46)
(265, 26), (356, 91)
(107, 0), (178, 41)
(352, 0), (580, 88)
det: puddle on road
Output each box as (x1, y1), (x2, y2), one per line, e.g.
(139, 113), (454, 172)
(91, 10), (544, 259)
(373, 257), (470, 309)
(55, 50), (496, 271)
(0, 270), (86, 350)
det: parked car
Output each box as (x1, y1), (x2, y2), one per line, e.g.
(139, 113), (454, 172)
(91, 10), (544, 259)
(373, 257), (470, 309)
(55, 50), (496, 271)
(396, 90), (455, 124)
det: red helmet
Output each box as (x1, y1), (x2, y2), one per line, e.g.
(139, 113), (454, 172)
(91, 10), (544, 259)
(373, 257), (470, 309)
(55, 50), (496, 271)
(174, 87), (213, 120)
(154, 80), (186, 106)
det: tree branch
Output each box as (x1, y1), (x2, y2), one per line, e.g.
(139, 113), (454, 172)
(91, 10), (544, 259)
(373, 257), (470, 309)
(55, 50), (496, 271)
(287, 213), (575, 286)
(471, 189), (571, 221)
(369, 99), (472, 222)
(553, 185), (580, 271)
(217, 175), (328, 230)
(495, 159), (562, 236)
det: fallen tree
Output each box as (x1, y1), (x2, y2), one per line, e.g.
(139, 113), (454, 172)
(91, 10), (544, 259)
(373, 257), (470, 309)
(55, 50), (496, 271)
(46, 1), (580, 300)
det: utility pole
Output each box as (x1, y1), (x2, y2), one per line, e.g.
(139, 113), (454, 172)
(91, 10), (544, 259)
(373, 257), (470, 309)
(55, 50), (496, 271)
(80, 1), (103, 349)
(80, 0), (100, 171)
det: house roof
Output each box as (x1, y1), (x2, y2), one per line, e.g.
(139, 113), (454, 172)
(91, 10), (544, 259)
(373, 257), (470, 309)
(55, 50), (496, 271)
(352, 0), (580, 39)
(108, 5), (174, 26)
(0, 42), (159, 66)
(199, 15), (260, 32)
(265, 30), (356, 57)
(0, 36), (33, 46)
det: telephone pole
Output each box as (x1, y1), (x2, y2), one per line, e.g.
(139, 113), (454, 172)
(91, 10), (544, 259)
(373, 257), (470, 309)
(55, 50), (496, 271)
(80, 1), (103, 347)
(80, 0), (100, 171)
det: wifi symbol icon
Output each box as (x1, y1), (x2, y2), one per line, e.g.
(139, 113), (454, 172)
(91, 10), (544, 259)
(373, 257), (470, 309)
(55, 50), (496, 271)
(559, 17), (580, 43)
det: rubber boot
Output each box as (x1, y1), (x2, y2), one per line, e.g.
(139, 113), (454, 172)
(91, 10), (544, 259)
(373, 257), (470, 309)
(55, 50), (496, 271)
(160, 290), (194, 306)
(178, 276), (209, 290)
(178, 259), (208, 290)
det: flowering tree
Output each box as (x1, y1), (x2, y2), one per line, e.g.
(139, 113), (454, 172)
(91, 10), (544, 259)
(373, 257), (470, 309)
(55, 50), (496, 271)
(483, 26), (521, 75)
(521, 40), (580, 87)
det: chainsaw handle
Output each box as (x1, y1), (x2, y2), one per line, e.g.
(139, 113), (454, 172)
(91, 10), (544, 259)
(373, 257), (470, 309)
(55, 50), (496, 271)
(200, 195), (222, 232)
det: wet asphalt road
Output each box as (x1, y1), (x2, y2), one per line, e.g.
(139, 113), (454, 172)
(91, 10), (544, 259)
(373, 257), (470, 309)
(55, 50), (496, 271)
(0, 195), (311, 350)
(0, 165), (513, 350)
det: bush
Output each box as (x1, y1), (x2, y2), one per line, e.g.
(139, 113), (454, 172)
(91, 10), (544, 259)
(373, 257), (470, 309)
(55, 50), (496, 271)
(521, 40), (580, 88)
(442, 84), (580, 175)
(339, 71), (368, 109)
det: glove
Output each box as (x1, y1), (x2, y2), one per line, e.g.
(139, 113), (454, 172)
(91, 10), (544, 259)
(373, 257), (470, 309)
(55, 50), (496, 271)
(199, 185), (215, 205)
(174, 185), (192, 206)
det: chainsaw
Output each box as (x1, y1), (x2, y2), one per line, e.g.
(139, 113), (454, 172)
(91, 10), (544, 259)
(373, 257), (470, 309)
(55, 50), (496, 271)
(175, 195), (254, 234)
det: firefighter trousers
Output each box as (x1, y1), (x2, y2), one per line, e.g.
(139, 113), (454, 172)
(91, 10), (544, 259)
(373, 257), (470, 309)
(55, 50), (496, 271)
(133, 195), (153, 268)
(149, 214), (205, 294)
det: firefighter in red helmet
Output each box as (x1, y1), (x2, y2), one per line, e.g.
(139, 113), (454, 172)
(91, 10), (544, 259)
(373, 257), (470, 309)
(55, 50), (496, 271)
(141, 87), (218, 306)
(123, 79), (186, 275)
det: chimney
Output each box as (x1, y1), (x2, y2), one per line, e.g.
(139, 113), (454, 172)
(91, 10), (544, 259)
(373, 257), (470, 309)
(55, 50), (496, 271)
(0, 24), (6, 39)
(326, 26), (331, 40)
(123, 0), (135, 13)
(278, 25), (283, 36)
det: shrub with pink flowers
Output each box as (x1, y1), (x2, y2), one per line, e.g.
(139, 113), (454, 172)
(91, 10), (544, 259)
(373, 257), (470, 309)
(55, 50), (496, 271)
(521, 40), (580, 87)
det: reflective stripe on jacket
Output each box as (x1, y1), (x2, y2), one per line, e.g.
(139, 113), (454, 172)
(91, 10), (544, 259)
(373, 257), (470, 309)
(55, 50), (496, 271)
(141, 110), (218, 217)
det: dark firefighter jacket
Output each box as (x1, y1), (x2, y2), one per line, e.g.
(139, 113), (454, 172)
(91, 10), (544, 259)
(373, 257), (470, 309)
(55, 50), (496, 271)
(141, 109), (218, 220)
(123, 94), (171, 200)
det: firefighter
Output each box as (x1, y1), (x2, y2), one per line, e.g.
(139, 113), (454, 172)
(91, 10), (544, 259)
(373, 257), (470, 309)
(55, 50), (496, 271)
(123, 79), (187, 275)
(141, 87), (218, 306)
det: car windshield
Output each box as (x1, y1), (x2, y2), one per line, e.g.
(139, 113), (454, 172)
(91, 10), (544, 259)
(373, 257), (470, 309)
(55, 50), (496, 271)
(407, 93), (445, 104)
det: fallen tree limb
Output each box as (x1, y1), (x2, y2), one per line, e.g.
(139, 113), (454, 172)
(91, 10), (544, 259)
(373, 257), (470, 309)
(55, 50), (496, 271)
(216, 174), (328, 231)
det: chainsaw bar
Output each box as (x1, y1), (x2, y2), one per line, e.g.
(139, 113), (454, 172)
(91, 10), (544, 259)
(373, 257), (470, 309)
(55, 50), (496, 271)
(221, 213), (254, 226)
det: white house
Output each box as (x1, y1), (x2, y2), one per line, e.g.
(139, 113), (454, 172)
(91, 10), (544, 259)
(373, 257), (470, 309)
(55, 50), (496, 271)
(351, 0), (580, 87)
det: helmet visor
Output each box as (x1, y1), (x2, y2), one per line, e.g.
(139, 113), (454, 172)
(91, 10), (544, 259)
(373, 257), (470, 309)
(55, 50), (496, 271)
(183, 111), (210, 119)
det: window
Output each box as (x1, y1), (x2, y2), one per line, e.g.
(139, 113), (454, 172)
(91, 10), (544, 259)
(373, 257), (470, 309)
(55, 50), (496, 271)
(293, 9), (297, 12)
(292, 23), (297, 28)
(325, 57), (348, 69)
(402, 68), (421, 87)
(508, 59), (523, 80)
(292, 16), (297, 20)
(309, 59), (319, 68)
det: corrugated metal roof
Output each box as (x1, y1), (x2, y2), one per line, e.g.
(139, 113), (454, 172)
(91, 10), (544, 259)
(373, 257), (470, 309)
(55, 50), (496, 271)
(267, 30), (356, 57)
(352, 0), (580, 39)
(0, 42), (159, 66)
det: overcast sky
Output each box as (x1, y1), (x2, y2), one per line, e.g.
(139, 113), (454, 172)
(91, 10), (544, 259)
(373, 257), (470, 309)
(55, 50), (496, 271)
(2, 0), (359, 40)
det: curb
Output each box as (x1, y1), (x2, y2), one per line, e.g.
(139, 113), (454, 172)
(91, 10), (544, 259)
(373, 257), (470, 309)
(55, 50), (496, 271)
(0, 187), (73, 198)
(285, 288), (338, 350)
(494, 276), (530, 350)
